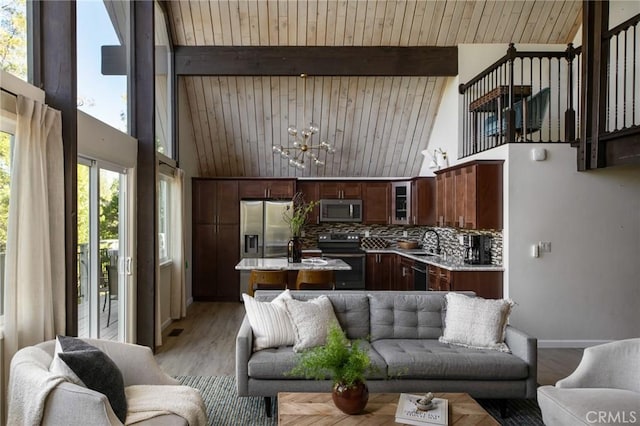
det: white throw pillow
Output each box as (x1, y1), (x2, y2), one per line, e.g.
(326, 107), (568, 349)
(282, 295), (341, 352)
(242, 290), (296, 351)
(439, 292), (514, 352)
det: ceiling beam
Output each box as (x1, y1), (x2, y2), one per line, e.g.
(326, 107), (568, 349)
(174, 46), (458, 76)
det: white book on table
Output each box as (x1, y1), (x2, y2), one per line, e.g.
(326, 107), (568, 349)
(394, 393), (448, 426)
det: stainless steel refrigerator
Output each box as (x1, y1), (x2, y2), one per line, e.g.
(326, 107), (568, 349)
(239, 200), (292, 298)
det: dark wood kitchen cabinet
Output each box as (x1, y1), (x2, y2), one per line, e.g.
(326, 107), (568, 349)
(428, 265), (503, 299)
(396, 255), (415, 290)
(318, 181), (362, 199)
(238, 179), (295, 199)
(411, 177), (436, 225)
(435, 160), (503, 230)
(192, 179), (240, 301)
(366, 253), (395, 290)
(296, 181), (320, 225)
(362, 182), (390, 224)
(391, 181), (411, 224)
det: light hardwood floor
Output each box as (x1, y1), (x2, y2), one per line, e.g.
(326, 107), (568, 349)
(155, 302), (584, 385)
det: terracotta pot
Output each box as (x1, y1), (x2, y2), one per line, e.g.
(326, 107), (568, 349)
(332, 381), (369, 415)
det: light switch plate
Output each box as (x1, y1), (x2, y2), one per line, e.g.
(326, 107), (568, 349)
(539, 241), (552, 252)
(403, 231), (408, 237)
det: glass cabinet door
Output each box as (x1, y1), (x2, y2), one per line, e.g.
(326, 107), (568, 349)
(391, 181), (411, 225)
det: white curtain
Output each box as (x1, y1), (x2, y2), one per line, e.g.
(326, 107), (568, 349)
(170, 168), (186, 319)
(3, 95), (65, 369)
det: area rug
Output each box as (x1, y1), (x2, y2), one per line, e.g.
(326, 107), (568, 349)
(177, 376), (544, 426)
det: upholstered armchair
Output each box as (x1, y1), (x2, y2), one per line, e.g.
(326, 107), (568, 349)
(537, 338), (640, 426)
(8, 338), (199, 426)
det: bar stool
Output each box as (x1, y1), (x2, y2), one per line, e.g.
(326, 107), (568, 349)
(248, 270), (288, 297)
(295, 270), (335, 290)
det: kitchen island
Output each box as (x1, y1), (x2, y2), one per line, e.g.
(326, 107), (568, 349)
(235, 257), (351, 271)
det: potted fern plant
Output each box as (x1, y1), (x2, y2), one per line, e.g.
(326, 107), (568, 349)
(288, 323), (372, 415)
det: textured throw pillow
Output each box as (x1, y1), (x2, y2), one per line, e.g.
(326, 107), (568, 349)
(49, 336), (127, 422)
(282, 295), (342, 352)
(439, 292), (514, 352)
(242, 289), (296, 351)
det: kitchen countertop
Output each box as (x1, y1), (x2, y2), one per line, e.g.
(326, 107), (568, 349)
(363, 248), (505, 272)
(235, 257), (352, 271)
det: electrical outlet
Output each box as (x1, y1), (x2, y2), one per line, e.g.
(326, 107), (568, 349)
(539, 241), (552, 253)
(403, 231), (408, 237)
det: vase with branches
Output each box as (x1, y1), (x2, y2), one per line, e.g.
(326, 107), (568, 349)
(283, 192), (317, 238)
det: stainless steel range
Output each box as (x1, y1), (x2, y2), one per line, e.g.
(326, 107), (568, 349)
(317, 233), (365, 290)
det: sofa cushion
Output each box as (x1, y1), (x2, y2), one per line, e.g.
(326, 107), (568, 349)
(255, 291), (370, 339)
(51, 336), (127, 423)
(440, 292), (513, 352)
(248, 340), (387, 380)
(242, 291), (295, 351)
(372, 339), (529, 380)
(368, 293), (445, 341)
(538, 386), (640, 426)
(282, 295), (341, 352)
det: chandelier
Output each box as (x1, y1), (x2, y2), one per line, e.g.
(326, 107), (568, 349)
(272, 74), (335, 170)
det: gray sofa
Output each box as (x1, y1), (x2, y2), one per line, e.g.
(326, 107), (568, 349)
(236, 290), (537, 416)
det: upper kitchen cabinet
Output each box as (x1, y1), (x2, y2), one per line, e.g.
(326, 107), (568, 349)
(296, 181), (320, 225)
(318, 182), (362, 199)
(435, 160), (503, 230)
(238, 179), (295, 199)
(193, 179), (239, 225)
(391, 181), (411, 225)
(411, 177), (436, 225)
(362, 182), (390, 224)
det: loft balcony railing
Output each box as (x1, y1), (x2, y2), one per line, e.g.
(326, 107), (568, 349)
(602, 13), (640, 138)
(459, 43), (581, 158)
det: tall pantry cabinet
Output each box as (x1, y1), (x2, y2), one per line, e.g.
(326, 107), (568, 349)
(192, 179), (240, 301)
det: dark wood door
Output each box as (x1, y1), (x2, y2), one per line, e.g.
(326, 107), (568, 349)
(411, 177), (435, 225)
(268, 180), (296, 199)
(216, 224), (240, 301)
(396, 256), (414, 290)
(217, 181), (239, 224)
(435, 175), (445, 227)
(193, 180), (217, 224)
(238, 180), (268, 198)
(193, 224), (217, 299)
(362, 182), (389, 224)
(341, 182), (362, 198)
(296, 181), (320, 225)
(318, 182), (341, 198)
(451, 270), (503, 299)
(444, 171), (456, 227)
(366, 253), (395, 290)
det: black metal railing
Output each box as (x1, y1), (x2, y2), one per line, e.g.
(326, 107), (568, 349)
(604, 13), (640, 135)
(459, 43), (579, 158)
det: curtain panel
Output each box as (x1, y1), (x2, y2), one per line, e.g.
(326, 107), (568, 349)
(3, 95), (65, 371)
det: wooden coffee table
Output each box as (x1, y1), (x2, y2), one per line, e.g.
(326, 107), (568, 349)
(277, 392), (500, 425)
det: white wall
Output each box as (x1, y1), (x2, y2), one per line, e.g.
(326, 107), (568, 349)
(506, 144), (640, 344)
(178, 79), (199, 306)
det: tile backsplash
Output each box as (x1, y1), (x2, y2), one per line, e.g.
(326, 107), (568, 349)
(301, 223), (503, 265)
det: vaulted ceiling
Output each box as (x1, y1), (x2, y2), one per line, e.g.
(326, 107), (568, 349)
(165, 0), (582, 178)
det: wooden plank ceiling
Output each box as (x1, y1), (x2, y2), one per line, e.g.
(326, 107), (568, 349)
(166, 0), (582, 178)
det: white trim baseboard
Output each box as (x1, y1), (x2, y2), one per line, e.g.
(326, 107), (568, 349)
(538, 339), (613, 348)
(161, 317), (173, 332)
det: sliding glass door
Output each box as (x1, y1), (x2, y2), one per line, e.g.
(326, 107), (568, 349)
(77, 158), (129, 341)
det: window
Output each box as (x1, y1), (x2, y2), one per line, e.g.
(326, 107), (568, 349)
(77, 0), (130, 133)
(154, 1), (173, 157)
(158, 174), (170, 263)
(0, 0), (28, 81)
(0, 130), (13, 317)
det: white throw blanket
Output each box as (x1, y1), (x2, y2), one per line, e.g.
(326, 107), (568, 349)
(125, 385), (208, 426)
(7, 347), (67, 426)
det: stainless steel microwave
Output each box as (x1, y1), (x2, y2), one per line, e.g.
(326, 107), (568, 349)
(319, 199), (363, 223)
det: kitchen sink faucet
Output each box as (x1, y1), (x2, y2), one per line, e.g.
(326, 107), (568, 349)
(422, 229), (441, 255)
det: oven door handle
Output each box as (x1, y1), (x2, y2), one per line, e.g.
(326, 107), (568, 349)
(323, 253), (366, 258)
